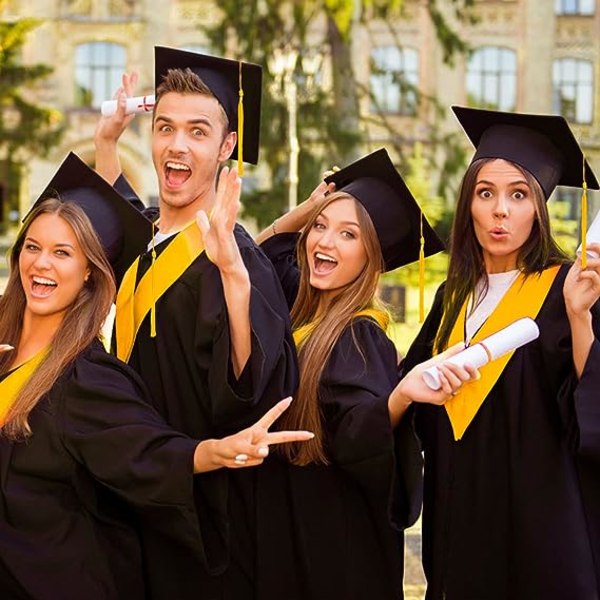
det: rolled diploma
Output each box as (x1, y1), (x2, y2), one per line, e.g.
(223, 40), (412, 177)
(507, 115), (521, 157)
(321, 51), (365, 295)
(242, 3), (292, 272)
(422, 317), (540, 390)
(100, 95), (156, 117)
(577, 208), (600, 259)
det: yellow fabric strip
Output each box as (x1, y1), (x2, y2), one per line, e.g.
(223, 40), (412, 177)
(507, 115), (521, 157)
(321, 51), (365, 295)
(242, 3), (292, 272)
(0, 348), (48, 425)
(293, 308), (389, 349)
(115, 221), (205, 363)
(443, 265), (560, 440)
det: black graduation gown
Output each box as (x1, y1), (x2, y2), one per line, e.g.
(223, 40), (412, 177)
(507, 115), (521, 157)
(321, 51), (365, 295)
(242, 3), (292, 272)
(113, 176), (299, 594)
(402, 264), (600, 600)
(0, 341), (204, 600)
(254, 233), (423, 600)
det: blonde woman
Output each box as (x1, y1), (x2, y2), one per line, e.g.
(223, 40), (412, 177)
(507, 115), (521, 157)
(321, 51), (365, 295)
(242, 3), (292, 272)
(250, 149), (475, 600)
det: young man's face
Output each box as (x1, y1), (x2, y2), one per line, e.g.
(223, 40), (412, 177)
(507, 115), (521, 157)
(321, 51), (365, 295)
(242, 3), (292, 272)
(152, 92), (236, 211)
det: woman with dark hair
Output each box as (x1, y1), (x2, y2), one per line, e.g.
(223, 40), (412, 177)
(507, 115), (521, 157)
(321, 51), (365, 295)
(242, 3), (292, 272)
(0, 154), (312, 600)
(248, 149), (476, 600)
(403, 107), (600, 599)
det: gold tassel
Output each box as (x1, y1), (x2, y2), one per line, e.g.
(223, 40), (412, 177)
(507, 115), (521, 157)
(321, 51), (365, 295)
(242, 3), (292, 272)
(150, 230), (157, 338)
(581, 153), (588, 270)
(237, 61), (244, 176)
(419, 211), (425, 323)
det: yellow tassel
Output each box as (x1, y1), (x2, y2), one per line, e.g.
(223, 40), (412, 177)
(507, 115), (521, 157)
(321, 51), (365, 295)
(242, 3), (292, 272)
(150, 233), (157, 338)
(581, 153), (588, 270)
(419, 212), (425, 323)
(237, 61), (244, 176)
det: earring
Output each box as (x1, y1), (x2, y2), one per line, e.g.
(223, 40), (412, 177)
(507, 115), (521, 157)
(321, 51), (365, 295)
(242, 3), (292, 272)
(84, 274), (90, 283)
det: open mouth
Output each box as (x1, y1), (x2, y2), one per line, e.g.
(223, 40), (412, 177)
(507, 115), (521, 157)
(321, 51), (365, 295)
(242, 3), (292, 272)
(313, 252), (338, 275)
(165, 161), (192, 187)
(31, 275), (57, 298)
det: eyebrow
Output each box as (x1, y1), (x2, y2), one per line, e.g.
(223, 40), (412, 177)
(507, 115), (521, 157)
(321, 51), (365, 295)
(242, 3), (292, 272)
(154, 115), (214, 128)
(317, 214), (360, 228)
(24, 236), (75, 250)
(476, 178), (529, 186)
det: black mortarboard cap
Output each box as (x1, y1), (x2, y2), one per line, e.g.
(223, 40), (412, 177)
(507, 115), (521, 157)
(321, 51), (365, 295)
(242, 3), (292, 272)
(324, 148), (445, 271)
(452, 105), (600, 199)
(154, 46), (262, 166)
(28, 152), (154, 285)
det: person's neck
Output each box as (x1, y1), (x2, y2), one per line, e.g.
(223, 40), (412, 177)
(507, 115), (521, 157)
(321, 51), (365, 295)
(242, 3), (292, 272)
(12, 312), (62, 368)
(158, 194), (215, 235)
(484, 256), (518, 275)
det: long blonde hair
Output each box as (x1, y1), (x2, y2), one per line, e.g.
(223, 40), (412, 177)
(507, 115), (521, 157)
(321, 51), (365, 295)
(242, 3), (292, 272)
(278, 192), (387, 465)
(0, 197), (116, 439)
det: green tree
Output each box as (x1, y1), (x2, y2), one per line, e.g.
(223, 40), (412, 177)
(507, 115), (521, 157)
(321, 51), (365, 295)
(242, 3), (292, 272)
(202, 0), (475, 228)
(0, 6), (64, 228)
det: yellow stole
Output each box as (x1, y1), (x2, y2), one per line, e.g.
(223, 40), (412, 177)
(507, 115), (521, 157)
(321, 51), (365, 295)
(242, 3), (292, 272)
(293, 308), (390, 349)
(0, 349), (48, 425)
(115, 221), (205, 363)
(443, 265), (560, 441)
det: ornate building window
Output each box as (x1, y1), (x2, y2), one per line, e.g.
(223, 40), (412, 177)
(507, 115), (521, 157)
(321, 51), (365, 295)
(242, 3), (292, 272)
(555, 0), (595, 15)
(370, 46), (419, 116)
(466, 46), (517, 111)
(74, 42), (126, 108)
(553, 58), (594, 124)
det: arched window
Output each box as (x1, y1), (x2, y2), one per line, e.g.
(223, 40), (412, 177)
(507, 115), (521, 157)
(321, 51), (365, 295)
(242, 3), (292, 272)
(370, 46), (419, 115)
(74, 42), (126, 108)
(553, 58), (594, 124)
(466, 47), (517, 111)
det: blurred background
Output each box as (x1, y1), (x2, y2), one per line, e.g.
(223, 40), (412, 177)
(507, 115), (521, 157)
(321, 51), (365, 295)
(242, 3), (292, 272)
(1, 1), (599, 596)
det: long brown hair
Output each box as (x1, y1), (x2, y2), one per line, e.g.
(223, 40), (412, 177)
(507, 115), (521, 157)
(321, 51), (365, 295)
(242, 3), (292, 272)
(278, 192), (387, 465)
(0, 197), (116, 439)
(435, 158), (569, 353)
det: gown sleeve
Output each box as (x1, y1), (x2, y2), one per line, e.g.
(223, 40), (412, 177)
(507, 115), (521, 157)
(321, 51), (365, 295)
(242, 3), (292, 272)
(56, 344), (215, 574)
(573, 302), (600, 461)
(207, 227), (299, 434)
(320, 318), (423, 528)
(258, 232), (302, 310)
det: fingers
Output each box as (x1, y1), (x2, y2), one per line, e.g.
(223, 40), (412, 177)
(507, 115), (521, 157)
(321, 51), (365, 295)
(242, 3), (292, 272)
(196, 209), (210, 236)
(253, 397), (293, 430)
(264, 430), (315, 445)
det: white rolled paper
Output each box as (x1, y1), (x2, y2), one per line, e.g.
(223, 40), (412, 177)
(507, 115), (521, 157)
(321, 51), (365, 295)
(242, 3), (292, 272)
(100, 95), (156, 117)
(577, 208), (600, 259)
(422, 317), (540, 391)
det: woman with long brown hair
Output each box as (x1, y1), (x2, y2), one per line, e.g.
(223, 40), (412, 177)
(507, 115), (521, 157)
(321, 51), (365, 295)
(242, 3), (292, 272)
(249, 148), (474, 600)
(0, 154), (312, 600)
(403, 107), (600, 599)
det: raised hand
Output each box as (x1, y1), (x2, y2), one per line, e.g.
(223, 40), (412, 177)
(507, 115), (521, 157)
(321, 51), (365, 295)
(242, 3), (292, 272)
(196, 166), (243, 274)
(194, 398), (314, 472)
(564, 245), (600, 316)
(95, 72), (139, 145)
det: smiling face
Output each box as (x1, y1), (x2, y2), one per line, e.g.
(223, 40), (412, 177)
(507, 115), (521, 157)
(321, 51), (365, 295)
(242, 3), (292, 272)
(19, 213), (90, 324)
(152, 91), (236, 221)
(470, 159), (538, 273)
(305, 197), (368, 301)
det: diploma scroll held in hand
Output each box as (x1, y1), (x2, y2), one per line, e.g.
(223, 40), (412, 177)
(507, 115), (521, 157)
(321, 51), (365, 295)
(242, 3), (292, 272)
(101, 95), (156, 117)
(577, 208), (600, 259)
(423, 317), (540, 391)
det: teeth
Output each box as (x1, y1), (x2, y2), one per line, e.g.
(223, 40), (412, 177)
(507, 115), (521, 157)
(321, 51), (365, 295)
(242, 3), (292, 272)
(315, 253), (337, 263)
(166, 162), (190, 171)
(33, 276), (57, 286)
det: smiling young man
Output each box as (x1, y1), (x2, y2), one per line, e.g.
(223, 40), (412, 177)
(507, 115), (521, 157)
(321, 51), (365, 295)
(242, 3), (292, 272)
(94, 47), (298, 598)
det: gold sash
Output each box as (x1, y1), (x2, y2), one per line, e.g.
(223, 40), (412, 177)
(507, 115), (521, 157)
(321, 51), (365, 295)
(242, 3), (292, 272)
(115, 221), (205, 362)
(0, 349), (48, 425)
(293, 308), (390, 349)
(443, 265), (560, 440)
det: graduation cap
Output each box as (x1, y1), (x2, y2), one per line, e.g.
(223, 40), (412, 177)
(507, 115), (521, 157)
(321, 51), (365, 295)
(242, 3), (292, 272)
(324, 148), (445, 272)
(28, 152), (154, 286)
(154, 46), (262, 170)
(452, 105), (600, 199)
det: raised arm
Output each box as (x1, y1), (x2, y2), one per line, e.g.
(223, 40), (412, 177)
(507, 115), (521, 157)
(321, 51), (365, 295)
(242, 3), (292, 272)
(255, 180), (335, 245)
(563, 244), (600, 378)
(94, 72), (138, 185)
(196, 167), (251, 379)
